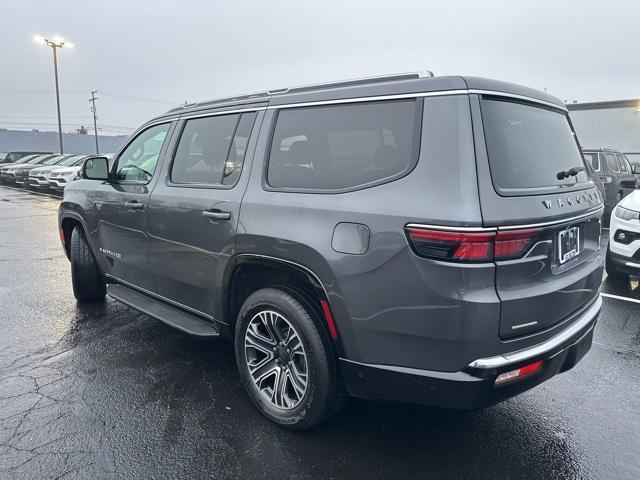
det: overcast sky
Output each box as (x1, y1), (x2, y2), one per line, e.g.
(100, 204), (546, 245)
(3, 0), (639, 136)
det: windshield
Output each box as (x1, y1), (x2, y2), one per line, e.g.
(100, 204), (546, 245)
(482, 98), (590, 195)
(43, 155), (67, 165)
(27, 155), (50, 164)
(58, 155), (85, 167)
(14, 155), (37, 163)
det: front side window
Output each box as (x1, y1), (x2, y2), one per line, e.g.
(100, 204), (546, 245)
(605, 153), (619, 173)
(482, 98), (589, 194)
(267, 99), (420, 191)
(170, 112), (256, 186)
(115, 123), (170, 183)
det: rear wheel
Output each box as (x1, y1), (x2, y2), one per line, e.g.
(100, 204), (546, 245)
(70, 226), (106, 302)
(234, 288), (343, 430)
(605, 246), (626, 280)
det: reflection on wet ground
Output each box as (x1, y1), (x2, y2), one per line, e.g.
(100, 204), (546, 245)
(1, 187), (639, 479)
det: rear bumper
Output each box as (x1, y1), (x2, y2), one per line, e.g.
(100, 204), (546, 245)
(340, 294), (601, 409)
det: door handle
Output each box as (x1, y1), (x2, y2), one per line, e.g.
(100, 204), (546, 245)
(202, 210), (231, 220)
(124, 201), (144, 209)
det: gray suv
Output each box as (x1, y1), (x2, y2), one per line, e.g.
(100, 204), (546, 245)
(582, 148), (639, 224)
(59, 74), (604, 429)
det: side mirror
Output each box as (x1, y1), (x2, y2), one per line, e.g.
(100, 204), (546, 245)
(82, 156), (110, 180)
(632, 164), (640, 174)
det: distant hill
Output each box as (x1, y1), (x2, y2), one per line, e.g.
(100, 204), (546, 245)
(0, 129), (128, 155)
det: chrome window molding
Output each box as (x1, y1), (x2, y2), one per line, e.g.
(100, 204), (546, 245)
(467, 89), (568, 111)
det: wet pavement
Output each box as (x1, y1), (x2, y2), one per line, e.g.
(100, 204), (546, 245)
(0, 186), (639, 480)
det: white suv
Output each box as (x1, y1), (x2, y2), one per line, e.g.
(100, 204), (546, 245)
(607, 189), (640, 278)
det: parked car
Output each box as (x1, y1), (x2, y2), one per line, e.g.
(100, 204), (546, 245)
(29, 155), (88, 190)
(59, 73), (604, 429)
(606, 189), (640, 278)
(585, 162), (606, 203)
(48, 154), (113, 192)
(13, 154), (73, 187)
(0, 154), (57, 183)
(582, 148), (639, 225)
(0, 151), (52, 164)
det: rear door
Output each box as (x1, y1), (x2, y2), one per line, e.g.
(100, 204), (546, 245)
(147, 108), (261, 320)
(472, 95), (603, 339)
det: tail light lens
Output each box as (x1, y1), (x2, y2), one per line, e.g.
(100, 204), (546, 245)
(406, 227), (541, 263)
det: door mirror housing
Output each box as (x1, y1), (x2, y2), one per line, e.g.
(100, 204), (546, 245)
(82, 156), (110, 180)
(632, 164), (640, 174)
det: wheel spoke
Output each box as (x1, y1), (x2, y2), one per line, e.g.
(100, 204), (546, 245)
(245, 322), (276, 353)
(249, 357), (278, 384)
(287, 367), (306, 400)
(271, 366), (287, 408)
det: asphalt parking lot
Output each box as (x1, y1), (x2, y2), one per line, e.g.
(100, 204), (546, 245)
(0, 186), (639, 480)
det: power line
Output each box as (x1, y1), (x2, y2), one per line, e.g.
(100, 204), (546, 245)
(0, 88), (179, 105)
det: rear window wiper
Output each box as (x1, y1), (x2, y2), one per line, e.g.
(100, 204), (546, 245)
(556, 166), (585, 180)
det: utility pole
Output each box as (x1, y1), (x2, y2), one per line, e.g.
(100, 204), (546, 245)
(89, 91), (99, 154)
(34, 35), (73, 154)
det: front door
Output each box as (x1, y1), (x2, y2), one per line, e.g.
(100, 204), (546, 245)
(147, 110), (260, 320)
(92, 122), (173, 291)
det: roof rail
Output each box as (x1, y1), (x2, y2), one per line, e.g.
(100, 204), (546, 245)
(268, 71), (434, 96)
(164, 70), (435, 114)
(165, 91), (271, 114)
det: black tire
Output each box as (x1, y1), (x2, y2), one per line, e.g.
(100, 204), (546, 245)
(70, 226), (106, 302)
(234, 288), (344, 430)
(605, 246), (626, 280)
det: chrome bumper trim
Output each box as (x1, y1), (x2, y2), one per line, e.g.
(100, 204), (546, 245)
(468, 294), (602, 369)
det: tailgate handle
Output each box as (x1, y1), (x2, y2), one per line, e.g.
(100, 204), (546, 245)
(202, 209), (231, 220)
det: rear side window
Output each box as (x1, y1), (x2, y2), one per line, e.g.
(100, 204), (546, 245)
(267, 99), (421, 191)
(583, 152), (599, 171)
(171, 112), (256, 186)
(481, 98), (589, 194)
(605, 153), (619, 173)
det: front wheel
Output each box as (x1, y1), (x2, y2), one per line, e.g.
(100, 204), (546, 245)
(234, 288), (343, 430)
(70, 226), (106, 302)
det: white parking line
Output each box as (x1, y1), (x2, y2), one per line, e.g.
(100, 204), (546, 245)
(601, 292), (640, 305)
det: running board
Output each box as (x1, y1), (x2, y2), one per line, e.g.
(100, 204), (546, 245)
(107, 283), (220, 337)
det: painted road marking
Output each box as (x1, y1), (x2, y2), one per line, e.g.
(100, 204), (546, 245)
(602, 292), (640, 305)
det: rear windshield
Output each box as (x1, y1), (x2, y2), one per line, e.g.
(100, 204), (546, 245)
(482, 98), (590, 195)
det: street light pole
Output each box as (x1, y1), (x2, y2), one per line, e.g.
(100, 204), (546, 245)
(89, 90), (99, 154)
(51, 44), (63, 154)
(34, 35), (73, 154)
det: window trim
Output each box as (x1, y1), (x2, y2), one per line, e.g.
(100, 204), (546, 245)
(262, 97), (424, 194)
(165, 111), (256, 190)
(111, 122), (173, 185)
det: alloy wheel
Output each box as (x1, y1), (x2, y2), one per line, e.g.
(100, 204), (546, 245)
(244, 310), (309, 409)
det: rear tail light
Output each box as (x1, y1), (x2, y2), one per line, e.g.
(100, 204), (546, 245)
(495, 360), (543, 385)
(406, 227), (541, 263)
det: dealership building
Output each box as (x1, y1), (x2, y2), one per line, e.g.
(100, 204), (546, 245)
(568, 99), (640, 164)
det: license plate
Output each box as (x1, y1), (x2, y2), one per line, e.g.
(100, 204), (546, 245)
(558, 226), (580, 264)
